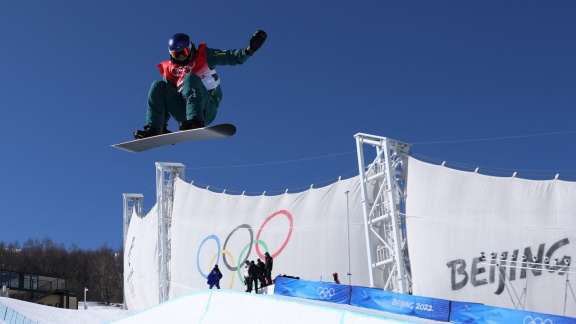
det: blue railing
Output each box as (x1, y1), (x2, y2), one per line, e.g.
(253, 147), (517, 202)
(273, 276), (576, 324)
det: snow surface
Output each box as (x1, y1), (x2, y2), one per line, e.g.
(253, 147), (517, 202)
(0, 298), (133, 324)
(1, 291), (444, 324)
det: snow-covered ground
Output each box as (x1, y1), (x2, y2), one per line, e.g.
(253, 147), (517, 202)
(0, 297), (133, 324)
(1, 291), (443, 324)
(0, 297), (134, 324)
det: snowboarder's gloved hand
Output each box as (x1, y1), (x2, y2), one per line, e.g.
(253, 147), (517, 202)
(246, 30), (267, 56)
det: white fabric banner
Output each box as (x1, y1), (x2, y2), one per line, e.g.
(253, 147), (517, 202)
(124, 205), (160, 310)
(169, 176), (369, 298)
(406, 157), (576, 316)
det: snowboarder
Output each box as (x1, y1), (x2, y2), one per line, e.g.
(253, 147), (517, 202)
(134, 30), (267, 139)
(207, 264), (223, 289)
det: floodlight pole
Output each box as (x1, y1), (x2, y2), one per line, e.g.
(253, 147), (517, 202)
(345, 190), (352, 285)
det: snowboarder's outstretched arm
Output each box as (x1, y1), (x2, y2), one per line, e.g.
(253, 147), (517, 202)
(207, 30), (267, 68)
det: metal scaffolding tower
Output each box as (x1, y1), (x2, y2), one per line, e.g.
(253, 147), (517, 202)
(123, 193), (144, 247)
(122, 193), (144, 310)
(155, 162), (185, 303)
(355, 133), (412, 293)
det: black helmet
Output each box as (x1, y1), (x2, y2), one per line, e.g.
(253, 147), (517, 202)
(168, 33), (193, 61)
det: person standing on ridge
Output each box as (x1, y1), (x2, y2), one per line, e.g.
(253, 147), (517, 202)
(207, 264), (223, 289)
(243, 260), (251, 292)
(248, 260), (260, 293)
(264, 252), (273, 286)
(333, 272), (340, 284)
(257, 258), (266, 287)
(134, 30), (267, 138)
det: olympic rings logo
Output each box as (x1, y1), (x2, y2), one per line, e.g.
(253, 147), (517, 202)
(523, 316), (553, 324)
(317, 287), (335, 300)
(170, 65), (194, 77)
(196, 210), (294, 289)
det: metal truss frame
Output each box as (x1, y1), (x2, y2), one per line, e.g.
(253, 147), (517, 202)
(123, 193), (144, 250)
(122, 193), (144, 309)
(355, 133), (412, 293)
(155, 162), (185, 303)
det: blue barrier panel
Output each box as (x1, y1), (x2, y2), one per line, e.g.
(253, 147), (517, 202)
(450, 301), (575, 324)
(350, 286), (451, 322)
(274, 277), (351, 304)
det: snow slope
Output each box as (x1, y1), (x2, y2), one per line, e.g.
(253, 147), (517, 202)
(1, 291), (443, 324)
(0, 298), (133, 324)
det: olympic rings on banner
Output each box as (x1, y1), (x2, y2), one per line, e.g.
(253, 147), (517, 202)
(222, 224), (252, 271)
(235, 239), (269, 285)
(317, 286), (336, 300)
(256, 210), (294, 259)
(196, 235), (220, 278)
(196, 210), (294, 285)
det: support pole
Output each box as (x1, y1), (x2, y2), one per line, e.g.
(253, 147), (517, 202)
(345, 190), (352, 285)
(84, 287), (88, 310)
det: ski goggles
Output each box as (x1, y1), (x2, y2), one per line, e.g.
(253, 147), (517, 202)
(170, 47), (190, 61)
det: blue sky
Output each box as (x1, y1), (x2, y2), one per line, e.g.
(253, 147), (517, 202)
(1, 1), (574, 250)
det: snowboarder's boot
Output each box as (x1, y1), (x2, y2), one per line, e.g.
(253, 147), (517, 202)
(134, 124), (172, 139)
(179, 118), (205, 131)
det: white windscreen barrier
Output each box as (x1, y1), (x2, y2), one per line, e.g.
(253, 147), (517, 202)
(405, 157), (576, 316)
(169, 176), (369, 298)
(124, 204), (160, 310)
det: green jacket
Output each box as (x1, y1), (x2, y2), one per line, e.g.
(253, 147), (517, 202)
(201, 46), (251, 100)
(164, 43), (251, 100)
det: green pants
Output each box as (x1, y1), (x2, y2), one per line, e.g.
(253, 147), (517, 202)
(146, 72), (221, 133)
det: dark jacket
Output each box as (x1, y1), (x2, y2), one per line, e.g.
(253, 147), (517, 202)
(207, 268), (223, 285)
(257, 260), (266, 275)
(265, 255), (273, 272)
(248, 262), (260, 279)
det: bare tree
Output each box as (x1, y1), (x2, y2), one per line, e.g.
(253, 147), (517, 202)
(67, 244), (91, 289)
(0, 241), (23, 272)
(89, 245), (123, 304)
(0, 238), (124, 304)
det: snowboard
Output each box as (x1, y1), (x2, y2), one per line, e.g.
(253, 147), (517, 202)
(112, 123), (236, 153)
